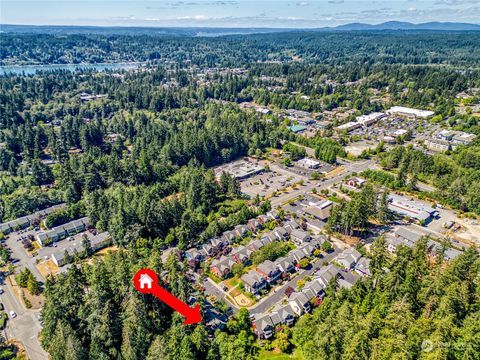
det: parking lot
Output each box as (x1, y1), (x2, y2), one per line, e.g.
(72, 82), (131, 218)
(241, 164), (305, 199)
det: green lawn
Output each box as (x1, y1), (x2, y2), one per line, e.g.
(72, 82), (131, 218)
(0, 311), (7, 329)
(258, 349), (304, 360)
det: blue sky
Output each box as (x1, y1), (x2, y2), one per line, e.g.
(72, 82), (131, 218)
(1, 0), (480, 28)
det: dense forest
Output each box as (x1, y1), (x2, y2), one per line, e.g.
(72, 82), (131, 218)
(2, 31), (480, 67)
(39, 230), (480, 359)
(1, 30), (479, 359)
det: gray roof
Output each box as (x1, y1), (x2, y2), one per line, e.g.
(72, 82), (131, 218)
(257, 260), (278, 275)
(291, 229), (310, 242)
(270, 313), (282, 326)
(395, 227), (423, 243)
(0, 204), (66, 233)
(273, 304), (295, 321)
(247, 239), (264, 251)
(275, 256), (295, 270)
(255, 315), (274, 332)
(241, 270), (264, 287)
(291, 292), (310, 305)
(303, 279), (324, 295)
(90, 232), (110, 248)
(316, 264), (340, 286)
(292, 249), (307, 261)
(355, 257), (371, 276)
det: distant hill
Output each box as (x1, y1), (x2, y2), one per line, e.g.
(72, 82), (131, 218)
(329, 21), (480, 31)
(1, 21), (479, 36)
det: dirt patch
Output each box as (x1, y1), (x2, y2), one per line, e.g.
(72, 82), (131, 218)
(230, 287), (241, 297)
(449, 218), (480, 247)
(234, 293), (254, 307)
(326, 166), (345, 178)
(95, 245), (118, 256)
(36, 259), (60, 278)
(7, 275), (44, 310)
(8, 340), (28, 360)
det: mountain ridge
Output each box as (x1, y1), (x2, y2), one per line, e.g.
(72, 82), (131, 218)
(1, 21), (479, 36)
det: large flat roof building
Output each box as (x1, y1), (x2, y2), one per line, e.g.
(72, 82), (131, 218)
(386, 106), (434, 119)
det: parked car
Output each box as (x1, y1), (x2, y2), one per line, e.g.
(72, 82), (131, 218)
(0, 287), (3, 294)
(9, 311), (16, 319)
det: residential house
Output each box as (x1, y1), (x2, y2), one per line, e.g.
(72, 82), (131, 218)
(210, 256), (235, 278)
(275, 256), (296, 274)
(247, 239), (265, 252)
(259, 233), (275, 245)
(234, 224), (249, 238)
(257, 214), (269, 225)
(316, 264), (341, 287)
(254, 315), (275, 339)
(336, 248), (362, 269)
(302, 279), (325, 299)
(231, 245), (252, 264)
(241, 270), (267, 294)
(269, 313), (282, 328)
(257, 260), (282, 284)
(272, 226), (288, 241)
(355, 257), (371, 277)
(290, 229), (311, 244)
(337, 277), (357, 290)
(202, 243), (213, 256)
(266, 210), (280, 221)
(247, 218), (262, 232)
(299, 243), (316, 257)
(284, 220), (301, 234)
(185, 248), (203, 261)
(222, 231), (237, 244)
(291, 248), (308, 263)
(272, 305), (295, 326)
(289, 292), (311, 316)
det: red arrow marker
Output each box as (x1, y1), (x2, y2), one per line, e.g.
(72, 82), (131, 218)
(133, 268), (202, 325)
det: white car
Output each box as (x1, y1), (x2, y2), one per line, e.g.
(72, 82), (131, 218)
(9, 311), (16, 318)
(0, 287), (3, 294)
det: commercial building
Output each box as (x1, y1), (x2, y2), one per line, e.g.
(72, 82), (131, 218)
(387, 194), (438, 224)
(288, 124), (308, 133)
(214, 158), (264, 180)
(296, 157), (320, 169)
(386, 106), (434, 119)
(355, 112), (386, 126)
(334, 121), (361, 133)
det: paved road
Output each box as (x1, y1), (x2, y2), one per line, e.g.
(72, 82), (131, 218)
(1, 276), (47, 359)
(3, 232), (48, 359)
(270, 159), (375, 208)
(249, 247), (340, 315)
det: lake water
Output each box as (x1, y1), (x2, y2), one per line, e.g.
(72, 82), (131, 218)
(0, 62), (142, 75)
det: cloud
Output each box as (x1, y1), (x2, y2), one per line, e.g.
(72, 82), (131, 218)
(296, 1), (309, 6)
(176, 15), (210, 20)
(328, 0), (344, 3)
(434, 0), (479, 5)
